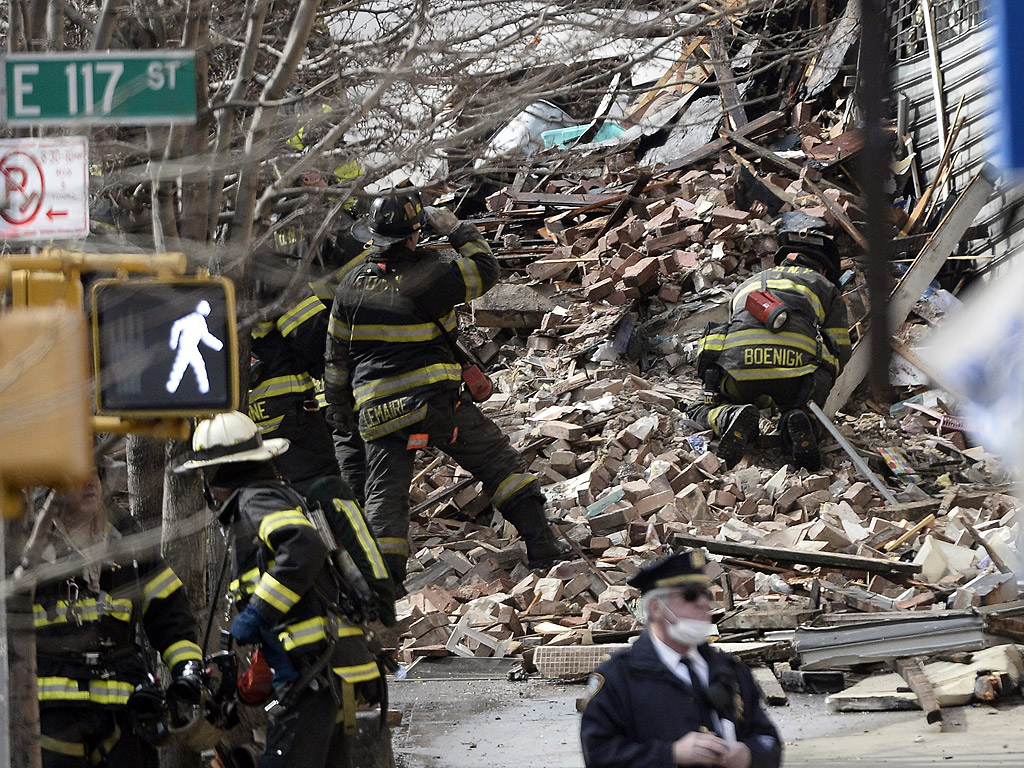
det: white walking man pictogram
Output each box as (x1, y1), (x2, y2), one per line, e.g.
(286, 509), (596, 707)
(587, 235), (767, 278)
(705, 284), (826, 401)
(166, 300), (224, 394)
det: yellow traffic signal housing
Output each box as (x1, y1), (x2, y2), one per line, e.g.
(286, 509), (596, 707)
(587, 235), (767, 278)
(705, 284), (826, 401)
(10, 270), (84, 308)
(91, 276), (239, 418)
(0, 307), (94, 503)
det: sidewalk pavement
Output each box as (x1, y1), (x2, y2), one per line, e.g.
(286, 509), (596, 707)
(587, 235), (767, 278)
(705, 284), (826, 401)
(388, 675), (1024, 767)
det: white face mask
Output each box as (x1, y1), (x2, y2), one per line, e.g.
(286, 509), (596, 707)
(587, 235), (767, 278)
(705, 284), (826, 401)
(660, 603), (711, 647)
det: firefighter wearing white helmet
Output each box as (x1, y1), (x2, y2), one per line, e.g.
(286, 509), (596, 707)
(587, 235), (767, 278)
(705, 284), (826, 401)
(177, 411), (383, 768)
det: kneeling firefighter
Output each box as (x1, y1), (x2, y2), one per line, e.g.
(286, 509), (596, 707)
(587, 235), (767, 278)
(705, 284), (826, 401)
(688, 230), (852, 470)
(176, 411), (389, 768)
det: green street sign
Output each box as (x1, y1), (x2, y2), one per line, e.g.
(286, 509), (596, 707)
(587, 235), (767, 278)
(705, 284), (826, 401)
(1, 51), (196, 126)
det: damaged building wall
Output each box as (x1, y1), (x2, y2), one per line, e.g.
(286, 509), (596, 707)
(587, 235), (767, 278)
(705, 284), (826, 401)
(890, 0), (1024, 277)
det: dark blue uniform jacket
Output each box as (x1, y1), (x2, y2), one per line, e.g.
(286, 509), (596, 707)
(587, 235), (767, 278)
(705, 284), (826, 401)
(580, 633), (782, 768)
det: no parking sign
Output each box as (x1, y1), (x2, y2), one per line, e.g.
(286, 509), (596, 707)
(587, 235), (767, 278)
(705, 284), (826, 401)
(0, 137), (88, 241)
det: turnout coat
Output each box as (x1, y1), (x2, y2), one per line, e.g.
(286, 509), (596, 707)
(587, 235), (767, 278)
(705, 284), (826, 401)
(580, 633), (782, 768)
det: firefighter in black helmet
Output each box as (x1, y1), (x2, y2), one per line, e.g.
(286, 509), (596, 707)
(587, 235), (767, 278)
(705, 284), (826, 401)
(324, 189), (572, 592)
(687, 230), (852, 470)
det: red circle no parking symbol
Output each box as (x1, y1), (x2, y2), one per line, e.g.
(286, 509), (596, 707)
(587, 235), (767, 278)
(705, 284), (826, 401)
(1, 151), (45, 226)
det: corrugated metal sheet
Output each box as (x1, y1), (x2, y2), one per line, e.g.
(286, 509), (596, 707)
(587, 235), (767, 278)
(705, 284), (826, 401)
(892, 17), (1024, 277)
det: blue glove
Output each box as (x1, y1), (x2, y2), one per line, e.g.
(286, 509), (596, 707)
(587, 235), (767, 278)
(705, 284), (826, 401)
(231, 602), (269, 645)
(259, 628), (300, 686)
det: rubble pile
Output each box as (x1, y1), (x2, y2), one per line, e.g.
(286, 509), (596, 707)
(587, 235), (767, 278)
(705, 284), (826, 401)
(382, 2), (1024, 724)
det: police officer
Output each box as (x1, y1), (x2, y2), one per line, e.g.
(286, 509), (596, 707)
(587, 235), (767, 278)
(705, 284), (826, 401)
(323, 190), (569, 589)
(34, 469), (205, 768)
(176, 411), (384, 768)
(688, 230), (852, 470)
(580, 551), (782, 768)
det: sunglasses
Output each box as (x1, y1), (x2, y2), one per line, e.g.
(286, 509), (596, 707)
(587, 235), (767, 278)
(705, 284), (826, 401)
(679, 588), (713, 603)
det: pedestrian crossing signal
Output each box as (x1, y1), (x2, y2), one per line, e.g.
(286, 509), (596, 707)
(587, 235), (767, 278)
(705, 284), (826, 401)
(91, 277), (239, 417)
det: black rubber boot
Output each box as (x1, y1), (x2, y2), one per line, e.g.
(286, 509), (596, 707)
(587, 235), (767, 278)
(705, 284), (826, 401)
(781, 408), (820, 471)
(523, 528), (573, 571)
(501, 498), (573, 570)
(715, 404), (759, 469)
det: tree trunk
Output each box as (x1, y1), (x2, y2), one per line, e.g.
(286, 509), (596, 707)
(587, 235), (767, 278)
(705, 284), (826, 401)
(128, 435), (165, 529)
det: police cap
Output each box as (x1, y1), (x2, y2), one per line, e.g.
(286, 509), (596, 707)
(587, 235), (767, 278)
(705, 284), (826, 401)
(627, 550), (711, 594)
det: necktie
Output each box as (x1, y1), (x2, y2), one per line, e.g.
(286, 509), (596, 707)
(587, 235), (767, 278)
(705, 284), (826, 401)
(681, 656), (713, 729)
(681, 656), (704, 692)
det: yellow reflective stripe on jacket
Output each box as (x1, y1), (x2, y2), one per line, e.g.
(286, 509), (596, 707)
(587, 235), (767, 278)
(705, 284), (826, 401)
(278, 295), (326, 337)
(229, 566), (263, 598)
(352, 363), (462, 408)
(491, 473), (537, 510)
(332, 660), (380, 684)
(252, 320), (275, 339)
(377, 537), (410, 556)
(732, 278), (826, 323)
(360, 403), (428, 441)
(278, 616), (364, 651)
(142, 567), (184, 614)
(727, 364), (820, 381)
(330, 318), (454, 345)
(39, 676), (89, 701)
(252, 414), (285, 433)
(37, 677), (133, 705)
(717, 328), (820, 356)
(250, 374), (316, 401)
(457, 258), (486, 303)
(254, 572), (302, 614)
(698, 332), (726, 355)
(163, 639), (203, 669)
(258, 508), (314, 544)
(89, 679), (134, 705)
(824, 327), (851, 346)
(33, 597), (132, 627)
(333, 499), (389, 580)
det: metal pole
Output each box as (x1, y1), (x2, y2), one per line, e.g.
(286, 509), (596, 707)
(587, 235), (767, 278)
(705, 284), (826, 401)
(0, 520), (11, 768)
(858, 0), (897, 396)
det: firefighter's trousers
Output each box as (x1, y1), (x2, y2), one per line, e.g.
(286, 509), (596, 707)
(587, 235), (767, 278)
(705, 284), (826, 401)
(40, 707), (156, 768)
(362, 390), (548, 585)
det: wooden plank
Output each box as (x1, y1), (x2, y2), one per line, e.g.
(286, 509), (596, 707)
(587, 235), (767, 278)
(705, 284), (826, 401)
(751, 666), (789, 706)
(670, 532), (921, 577)
(708, 28), (748, 130)
(824, 167), (995, 416)
(508, 191), (620, 207)
(895, 657), (942, 723)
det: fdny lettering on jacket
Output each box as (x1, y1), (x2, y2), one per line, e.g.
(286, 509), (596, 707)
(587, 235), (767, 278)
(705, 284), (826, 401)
(355, 271), (402, 291)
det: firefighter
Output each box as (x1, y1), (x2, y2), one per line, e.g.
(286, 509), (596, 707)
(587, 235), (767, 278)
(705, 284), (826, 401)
(249, 173), (367, 496)
(34, 469), (205, 768)
(688, 230), (852, 470)
(324, 190), (570, 591)
(176, 411), (384, 768)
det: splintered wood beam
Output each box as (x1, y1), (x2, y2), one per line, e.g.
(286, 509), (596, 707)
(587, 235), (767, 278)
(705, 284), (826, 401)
(824, 167), (995, 416)
(894, 657), (942, 723)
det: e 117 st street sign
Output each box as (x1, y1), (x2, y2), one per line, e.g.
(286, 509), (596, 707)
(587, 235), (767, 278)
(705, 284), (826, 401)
(1, 51), (196, 126)
(1, 137), (89, 241)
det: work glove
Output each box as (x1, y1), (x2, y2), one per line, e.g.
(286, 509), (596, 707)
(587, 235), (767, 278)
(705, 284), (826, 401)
(325, 402), (357, 433)
(423, 206), (460, 236)
(259, 629), (300, 686)
(231, 602), (269, 645)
